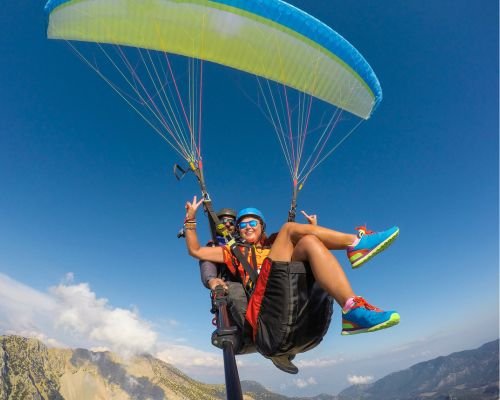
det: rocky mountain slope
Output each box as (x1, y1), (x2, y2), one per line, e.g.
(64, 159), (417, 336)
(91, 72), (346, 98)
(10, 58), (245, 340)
(0, 335), (226, 400)
(338, 340), (499, 400)
(0, 335), (497, 400)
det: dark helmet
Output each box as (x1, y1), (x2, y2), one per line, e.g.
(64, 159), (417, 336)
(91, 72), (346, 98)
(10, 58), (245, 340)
(236, 207), (266, 227)
(216, 208), (237, 219)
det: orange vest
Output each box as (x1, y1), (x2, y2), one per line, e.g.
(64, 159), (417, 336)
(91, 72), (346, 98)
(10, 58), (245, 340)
(222, 244), (271, 285)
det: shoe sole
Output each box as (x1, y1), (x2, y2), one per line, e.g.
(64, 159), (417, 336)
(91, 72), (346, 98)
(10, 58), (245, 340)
(270, 358), (299, 374)
(351, 228), (400, 269)
(341, 313), (400, 336)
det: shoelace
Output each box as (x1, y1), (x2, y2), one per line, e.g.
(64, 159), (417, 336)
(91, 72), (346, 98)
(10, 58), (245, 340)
(355, 225), (374, 237)
(353, 296), (381, 311)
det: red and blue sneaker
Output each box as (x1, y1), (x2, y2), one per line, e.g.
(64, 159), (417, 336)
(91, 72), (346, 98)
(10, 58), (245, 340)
(342, 296), (400, 335)
(347, 225), (399, 269)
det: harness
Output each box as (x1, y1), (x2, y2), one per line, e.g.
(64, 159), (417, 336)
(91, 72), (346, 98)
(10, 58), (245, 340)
(226, 242), (269, 295)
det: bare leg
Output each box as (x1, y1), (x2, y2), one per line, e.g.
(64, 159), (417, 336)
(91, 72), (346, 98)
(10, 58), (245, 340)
(289, 235), (354, 307)
(269, 222), (356, 261)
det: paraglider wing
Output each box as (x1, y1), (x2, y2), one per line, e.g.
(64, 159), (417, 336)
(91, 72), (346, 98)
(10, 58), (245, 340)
(45, 0), (381, 119)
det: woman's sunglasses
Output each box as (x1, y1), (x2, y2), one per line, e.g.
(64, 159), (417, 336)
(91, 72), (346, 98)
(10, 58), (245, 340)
(238, 219), (259, 229)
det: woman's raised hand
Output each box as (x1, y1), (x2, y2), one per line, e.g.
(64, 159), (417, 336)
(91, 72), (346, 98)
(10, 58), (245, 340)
(301, 210), (318, 225)
(185, 195), (204, 220)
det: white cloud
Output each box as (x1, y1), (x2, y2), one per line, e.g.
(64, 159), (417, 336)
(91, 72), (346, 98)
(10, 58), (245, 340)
(0, 273), (58, 335)
(293, 377), (317, 388)
(156, 344), (223, 368)
(90, 346), (110, 352)
(154, 342), (227, 379)
(347, 374), (374, 385)
(297, 356), (343, 368)
(0, 273), (154, 357)
(51, 282), (158, 357)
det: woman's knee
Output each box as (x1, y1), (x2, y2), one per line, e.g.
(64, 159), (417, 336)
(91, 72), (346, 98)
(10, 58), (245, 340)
(279, 221), (299, 234)
(279, 221), (311, 243)
(295, 234), (323, 250)
(292, 234), (323, 261)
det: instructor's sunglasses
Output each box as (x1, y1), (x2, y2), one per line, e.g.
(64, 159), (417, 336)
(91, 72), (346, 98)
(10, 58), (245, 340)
(221, 217), (235, 226)
(238, 220), (259, 229)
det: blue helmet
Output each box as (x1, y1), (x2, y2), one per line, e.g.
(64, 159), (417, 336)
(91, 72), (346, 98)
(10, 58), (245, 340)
(236, 207), (266, 226)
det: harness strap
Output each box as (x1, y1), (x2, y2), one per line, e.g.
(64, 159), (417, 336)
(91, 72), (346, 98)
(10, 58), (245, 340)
(228, 242), (259, 294)
(250, 246), (258, 274)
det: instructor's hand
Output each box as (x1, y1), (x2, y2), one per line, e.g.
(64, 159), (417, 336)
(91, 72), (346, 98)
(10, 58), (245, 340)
(208, 278), (228, 291)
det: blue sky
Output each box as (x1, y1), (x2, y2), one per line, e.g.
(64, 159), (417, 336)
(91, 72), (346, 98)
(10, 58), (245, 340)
(0, 0), (498, 397)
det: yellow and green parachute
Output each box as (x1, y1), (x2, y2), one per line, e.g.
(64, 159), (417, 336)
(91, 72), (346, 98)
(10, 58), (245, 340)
(45, 0), (382, 197)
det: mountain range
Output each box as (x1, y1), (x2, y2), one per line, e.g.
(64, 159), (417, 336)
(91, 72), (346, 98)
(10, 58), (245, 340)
(336, 339), (499, 400)
(0, 335), (498, 399)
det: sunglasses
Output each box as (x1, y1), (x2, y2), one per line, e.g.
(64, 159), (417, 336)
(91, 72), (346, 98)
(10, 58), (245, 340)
(221, 217), (235, 226)
(238, 219), (259, 229)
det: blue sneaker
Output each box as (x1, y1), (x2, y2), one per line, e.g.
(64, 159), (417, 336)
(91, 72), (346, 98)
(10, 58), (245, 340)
(347, 226), (399, 268)
(342, 296), (400, 335)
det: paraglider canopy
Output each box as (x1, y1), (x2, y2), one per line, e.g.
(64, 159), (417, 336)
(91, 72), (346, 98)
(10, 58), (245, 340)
(45, 0), (381, 119)
(45, 0), (383, 218)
